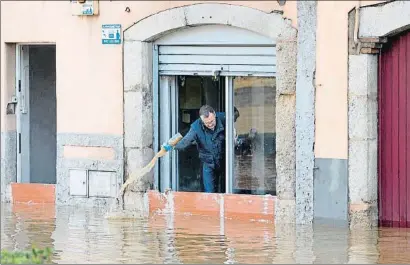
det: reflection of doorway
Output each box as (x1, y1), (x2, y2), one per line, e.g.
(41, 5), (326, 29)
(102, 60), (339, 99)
(16, 45), (57, 184)
(177, 76), (225, 192)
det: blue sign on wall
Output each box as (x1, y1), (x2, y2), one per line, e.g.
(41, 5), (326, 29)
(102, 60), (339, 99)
(102, 24), (121, 44)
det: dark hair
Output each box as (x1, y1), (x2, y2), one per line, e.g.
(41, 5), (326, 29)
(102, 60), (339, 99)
(199, 105), (215, 118)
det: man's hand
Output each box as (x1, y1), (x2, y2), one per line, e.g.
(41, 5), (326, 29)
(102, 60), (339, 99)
(162, 143), (173, 152)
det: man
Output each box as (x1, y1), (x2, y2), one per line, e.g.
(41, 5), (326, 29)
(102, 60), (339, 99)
(162, 105), (239, 193)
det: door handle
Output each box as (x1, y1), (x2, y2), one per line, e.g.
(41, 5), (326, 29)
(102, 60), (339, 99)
(18, 133), (21, 154)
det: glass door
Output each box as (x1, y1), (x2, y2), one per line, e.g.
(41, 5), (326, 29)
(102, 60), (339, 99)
(176, 76), (226, 192)
(158, 75), (226, 193)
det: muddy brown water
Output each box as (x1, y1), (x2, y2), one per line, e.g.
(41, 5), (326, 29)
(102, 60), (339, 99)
(1, 202), (409, 264)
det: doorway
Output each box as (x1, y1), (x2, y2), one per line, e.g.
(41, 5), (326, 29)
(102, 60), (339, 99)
(158, 75), (226, 192)
(177, 75), (226, 192)
(157, 74), (277, 195)
(16, 45), (57, 184)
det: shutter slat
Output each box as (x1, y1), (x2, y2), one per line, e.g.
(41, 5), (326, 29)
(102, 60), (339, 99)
(159, 46), (276, 56)
(158, 45), (276, 75)
(159, 55), (276, 66)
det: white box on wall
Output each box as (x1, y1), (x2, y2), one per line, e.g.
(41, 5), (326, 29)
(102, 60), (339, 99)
(71, 0), (99, 16)
(69, 169), (87, 196)
(88, 170), (117, 198)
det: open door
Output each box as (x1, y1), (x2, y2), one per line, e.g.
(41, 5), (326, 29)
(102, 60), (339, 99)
(15, 44), (57, 184)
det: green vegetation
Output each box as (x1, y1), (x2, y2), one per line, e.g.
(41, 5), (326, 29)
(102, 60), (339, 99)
(1, 247), (53, 264)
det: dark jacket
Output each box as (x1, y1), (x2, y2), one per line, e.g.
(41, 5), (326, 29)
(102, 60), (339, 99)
(174, 112), (226, 169)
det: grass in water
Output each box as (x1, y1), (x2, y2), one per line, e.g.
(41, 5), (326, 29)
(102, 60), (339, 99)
(1, 247), (53, 264)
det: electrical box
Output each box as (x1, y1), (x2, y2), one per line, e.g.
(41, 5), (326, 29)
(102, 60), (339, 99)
(71, 0), (99, 16)
(88, 170), (117, 198)
(69, 169), (87, 196)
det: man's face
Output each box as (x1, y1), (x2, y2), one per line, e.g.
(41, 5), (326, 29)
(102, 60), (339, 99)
(201, 112), (216, 130)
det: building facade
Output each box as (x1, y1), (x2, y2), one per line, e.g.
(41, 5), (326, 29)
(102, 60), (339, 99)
(1, 0), (409, 228)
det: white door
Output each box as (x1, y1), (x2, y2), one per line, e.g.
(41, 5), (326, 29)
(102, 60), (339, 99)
(16, 45), (30, 183)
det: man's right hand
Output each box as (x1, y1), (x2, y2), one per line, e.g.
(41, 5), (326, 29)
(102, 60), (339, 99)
(162, 143), (173, 152)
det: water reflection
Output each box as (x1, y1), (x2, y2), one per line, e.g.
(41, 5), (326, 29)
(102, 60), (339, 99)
(1, 203), (409, 264)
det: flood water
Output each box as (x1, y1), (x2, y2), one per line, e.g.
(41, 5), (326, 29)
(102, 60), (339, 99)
(1, 202), (409, 264)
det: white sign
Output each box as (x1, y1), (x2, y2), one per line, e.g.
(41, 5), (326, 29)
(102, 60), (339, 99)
(102, 24), (122, 45)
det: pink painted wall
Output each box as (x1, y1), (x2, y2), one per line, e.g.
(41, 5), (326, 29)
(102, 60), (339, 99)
(0, 1), (296, 136)
(315, 0), (384, 159)
(0, 0), (387, 160)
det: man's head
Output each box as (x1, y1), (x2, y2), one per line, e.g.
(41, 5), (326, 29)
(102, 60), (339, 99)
(199, 105), (216, 130)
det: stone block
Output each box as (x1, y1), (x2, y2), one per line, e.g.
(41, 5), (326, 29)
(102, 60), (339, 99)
(359, 1), (410, 38)
(349, 55), (371, 96)
(124, 91), (153, 148)
(349, 203), (378, 228)
(275, 198), (296, 224)
(124, 91), (143, 148)
(123, 41), (152, 92)
(276, 94), (296, 170)
(348, 95), (378, 140)
(348, 139), (369, 203)
(125, 147), (154, 192)
(184, 4), (296, 40)
(124, 7), (186, 41)
(367, 139), (378, 202)
(348, 95), (368, 140)
(275, 167), (296, 199)
(367, 99), (378, 138)
(349, 55), (378, 97)
(276, 39), (297, 95)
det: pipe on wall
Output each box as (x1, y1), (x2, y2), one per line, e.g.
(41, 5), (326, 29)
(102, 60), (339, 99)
(353, 0), (361, 45)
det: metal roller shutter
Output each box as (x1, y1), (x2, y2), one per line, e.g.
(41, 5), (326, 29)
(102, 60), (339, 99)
(158, 45), (276, 76)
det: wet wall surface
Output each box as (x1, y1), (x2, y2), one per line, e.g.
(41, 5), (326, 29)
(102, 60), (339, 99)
(1, 203), (409, 264)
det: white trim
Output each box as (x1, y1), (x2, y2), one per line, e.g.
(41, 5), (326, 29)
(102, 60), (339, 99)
(171, 77), (178, 191)
(159, 76), (177, 191)
(225, 77), (234, 194)
(15, 45), (21, 183)
(153, 45), (160, 190)
(158, 71), (276, 77)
